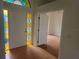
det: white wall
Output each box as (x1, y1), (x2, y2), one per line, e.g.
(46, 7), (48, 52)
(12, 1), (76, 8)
(47, 10), (63, 37)
(35, 0), (79, 59)
(32, 0), (39, 46)
(38, 0), (64, 13)
(60, 0), (79, 59)
(33, 0), (64, 46)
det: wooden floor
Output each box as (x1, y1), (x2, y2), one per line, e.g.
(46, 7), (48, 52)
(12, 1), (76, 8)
(39, 35), (60, 58)
(6, 46), (57, 59)
(6, 35), (59, 59)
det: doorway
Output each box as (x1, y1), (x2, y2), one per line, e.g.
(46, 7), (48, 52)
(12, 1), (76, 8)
(37, 10), (64, 57)
(47, 10), (64, 38)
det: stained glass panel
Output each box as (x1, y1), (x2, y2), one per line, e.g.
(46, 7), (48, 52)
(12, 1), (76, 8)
(3, 0), (27, 6)
(3, 10), (10, 52)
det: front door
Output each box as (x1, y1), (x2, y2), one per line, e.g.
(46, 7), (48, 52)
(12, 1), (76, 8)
(3, 2), (27, 50)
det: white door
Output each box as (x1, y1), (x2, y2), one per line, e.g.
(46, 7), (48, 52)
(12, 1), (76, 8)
(38, 13), (48, 45)
(8, 5), (26, 49)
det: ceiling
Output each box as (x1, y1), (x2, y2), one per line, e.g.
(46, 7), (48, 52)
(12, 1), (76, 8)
(34, 0), (56, 6)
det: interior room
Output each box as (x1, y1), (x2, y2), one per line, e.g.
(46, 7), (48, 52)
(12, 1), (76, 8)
(47, 10), (63, 38)
(37, 10), (63, 58)
(46, 10), (63, 56)
(0, 0), (79, 59)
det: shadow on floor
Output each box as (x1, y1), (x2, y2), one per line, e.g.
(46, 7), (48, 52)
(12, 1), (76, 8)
(38, 44), (58, 58)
